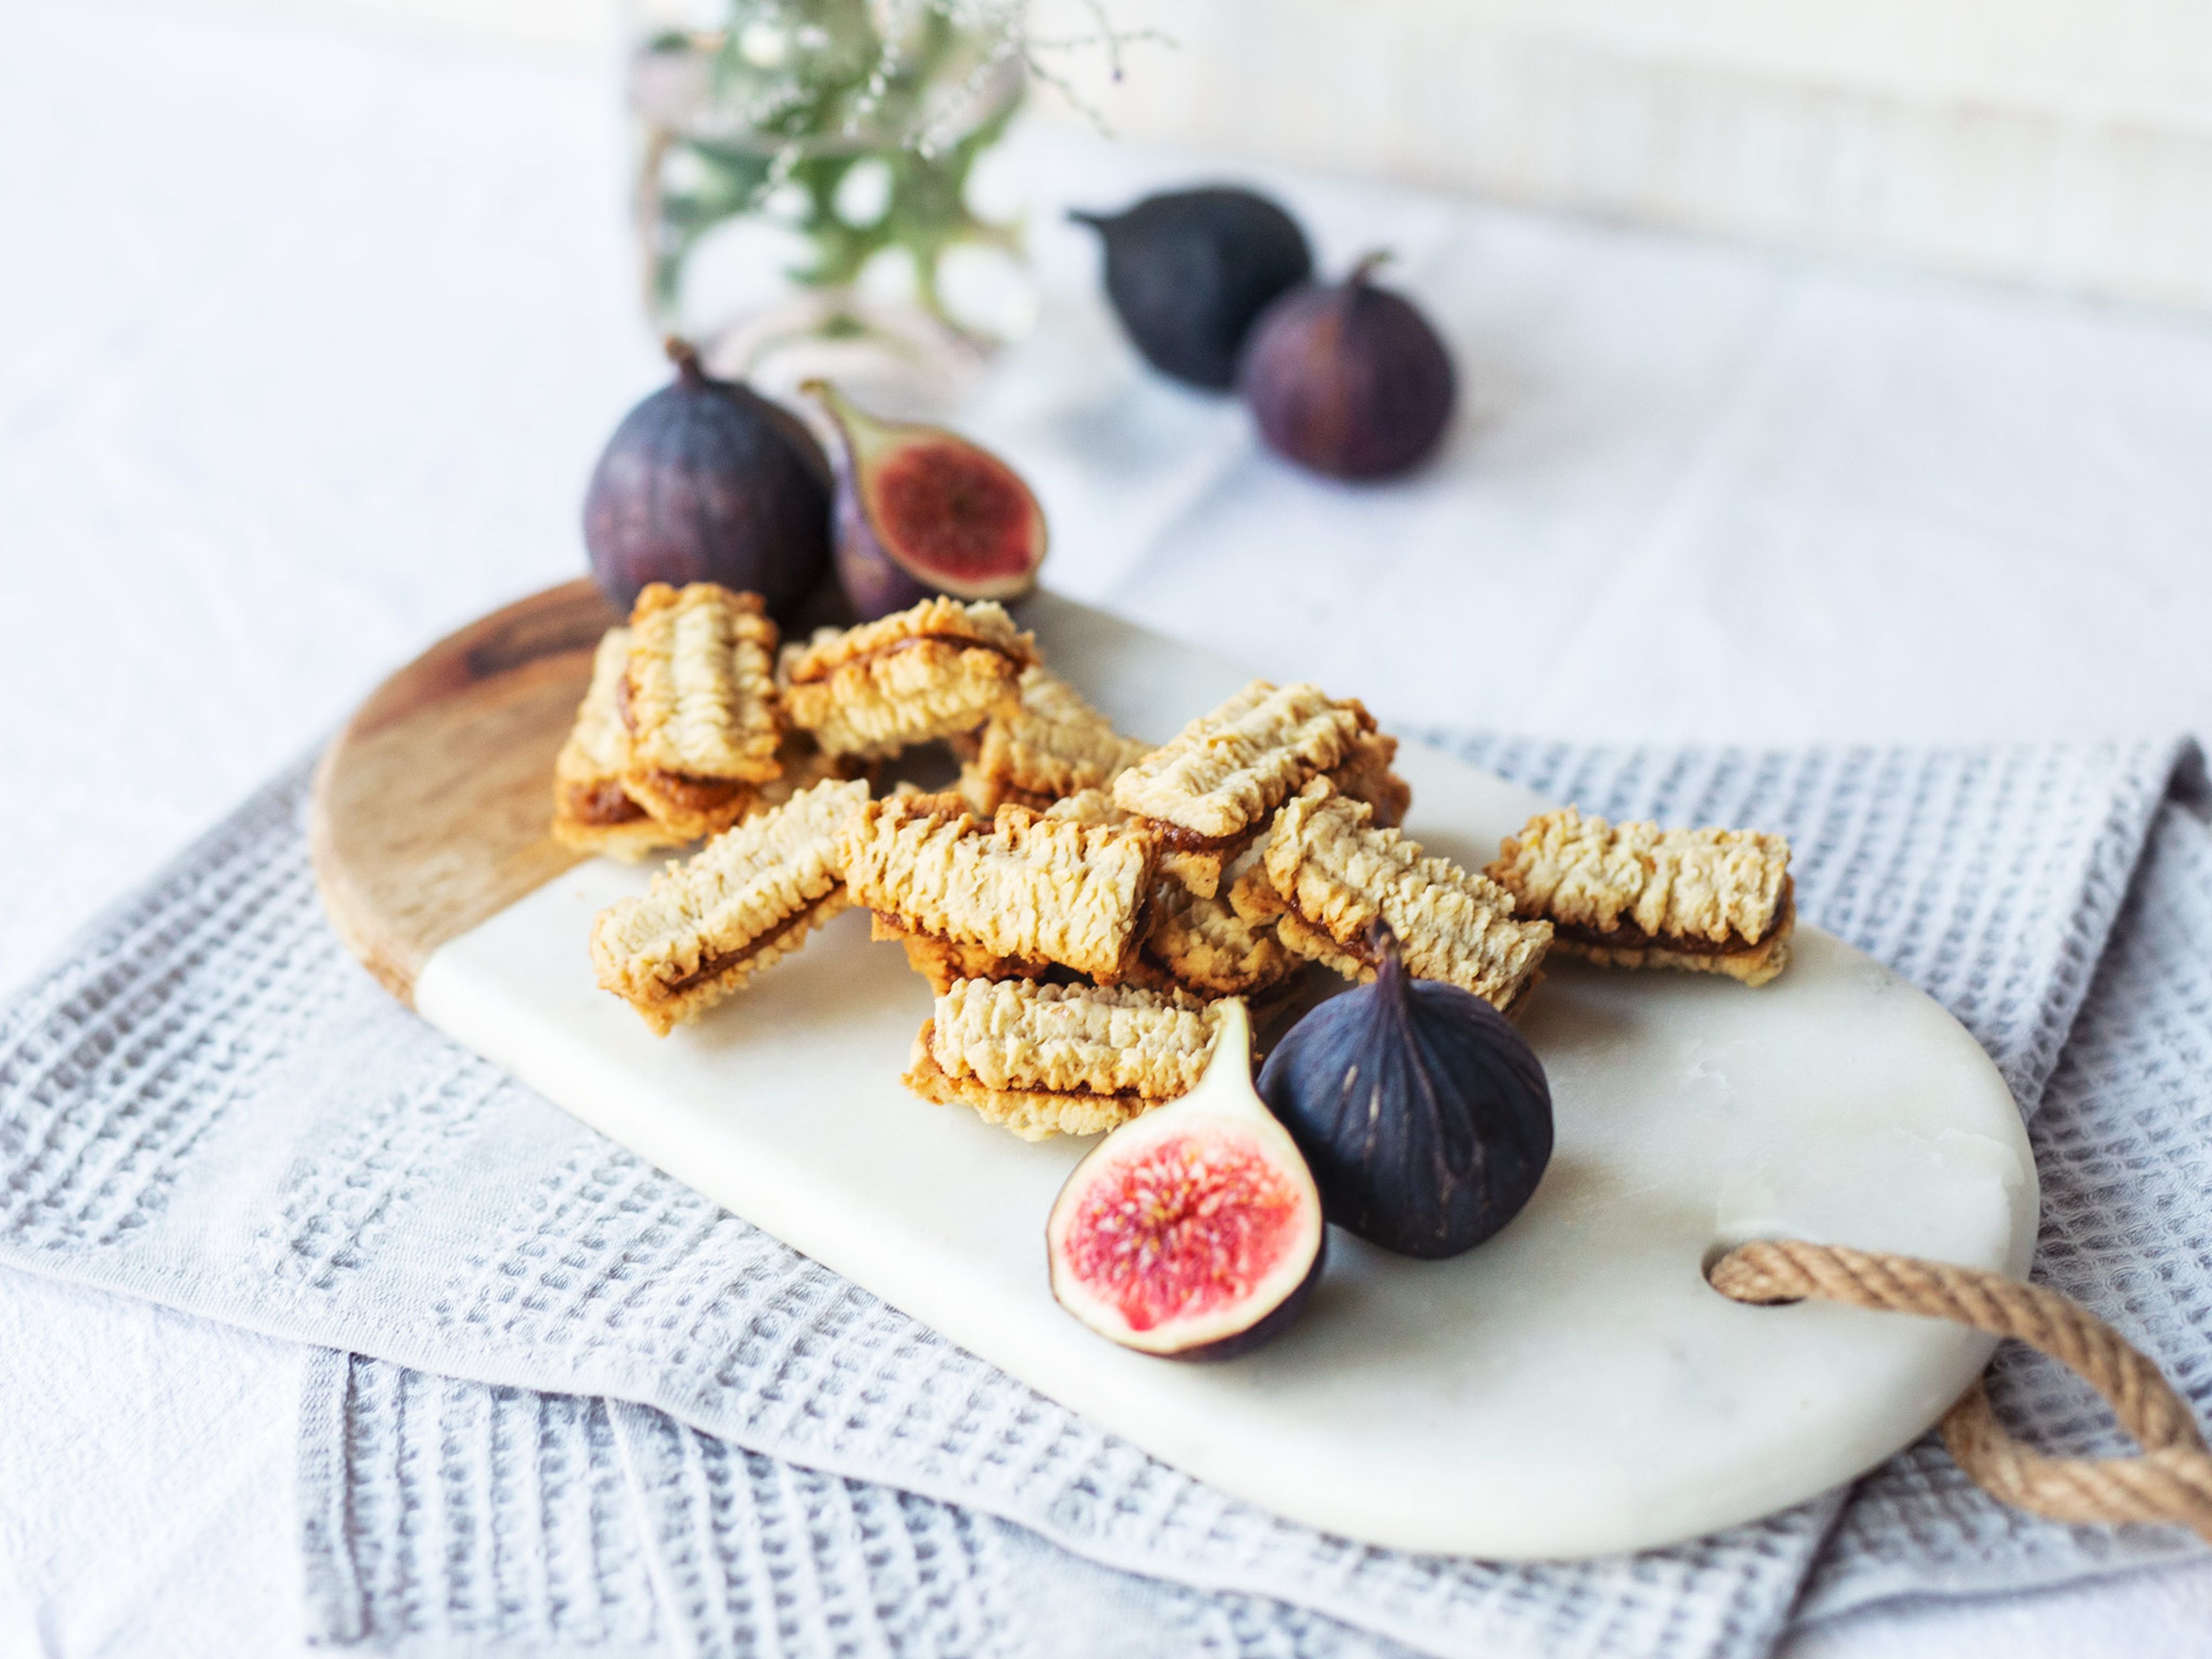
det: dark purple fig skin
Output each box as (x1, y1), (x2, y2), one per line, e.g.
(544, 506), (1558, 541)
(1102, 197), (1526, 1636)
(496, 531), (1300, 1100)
(832, 482), (934, 620)
(1072, 187), (1313, 391)
(582, 342), (832, 623)
(1238, 257), (1457, 480)
(1258, 936), (1551, 1259)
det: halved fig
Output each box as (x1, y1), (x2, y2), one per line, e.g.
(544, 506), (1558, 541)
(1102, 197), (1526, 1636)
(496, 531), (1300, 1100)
(800, 379), (1047, 621)
(1046, 1000), (1326, 1359)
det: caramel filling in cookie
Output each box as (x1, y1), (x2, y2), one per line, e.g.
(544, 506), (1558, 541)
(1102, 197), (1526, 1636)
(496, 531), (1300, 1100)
(1150, 823), (1246, 855)
(630, 770), (750, 816)
(567, 781), (648, 827)
(654, 893), (844, 999)
(790, 632), (1024, 687)
(1554, 882), (1794, 958)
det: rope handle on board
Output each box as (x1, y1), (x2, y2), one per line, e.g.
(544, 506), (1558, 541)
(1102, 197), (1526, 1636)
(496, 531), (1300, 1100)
(1709, 1239), (2212, 1544)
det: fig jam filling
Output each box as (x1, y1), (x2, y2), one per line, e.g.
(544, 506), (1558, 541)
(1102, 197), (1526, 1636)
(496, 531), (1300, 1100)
(662, 946), (747, 995)
(1553, 885), (1791, 957)
(794, 635), (1023, 684)
(1554, 922), (1764, 956)
(1062, 1134), (1304, 1331)
(651, 897), (840, 1001)
(1149, 822), (1248, 855)
(1334, 926), (1380, 968)
(637, 770), (749, 813)
(1020, 1082), (1147, 1109)
(570, 781), (647, 826)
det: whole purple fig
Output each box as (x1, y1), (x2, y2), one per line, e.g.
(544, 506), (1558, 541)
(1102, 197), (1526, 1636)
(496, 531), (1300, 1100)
(1072, 187), (1313, 391)
(1258, 923), (1550, 1259)
(1237, 255), (1456, 481)
(582, 338), (832, 623)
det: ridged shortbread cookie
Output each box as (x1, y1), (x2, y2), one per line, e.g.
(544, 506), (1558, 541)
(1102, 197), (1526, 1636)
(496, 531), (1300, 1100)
(1038, 786), (1127, 828)
(956, 666), (1152, 815)
(1486, 807), (1794, 987)
(619, 583), (784, 838)
(1323, 729), (1412, 829)
(867, 911), (1049, 995)
(1255, 779), (1551, 1010)
(779, 597), (1037, 759)
(1137, 880), (1294, 998)
(589, 777), (869, 1033)
(902, 978), (1225, 1139)
(841, 794), (1159, 983)
(552, 628), (690, 861)
(1111, 680), (1377, 899)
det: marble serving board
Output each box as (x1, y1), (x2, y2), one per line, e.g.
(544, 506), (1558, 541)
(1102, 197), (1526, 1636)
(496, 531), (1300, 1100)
(385, 591), (2036, 1561)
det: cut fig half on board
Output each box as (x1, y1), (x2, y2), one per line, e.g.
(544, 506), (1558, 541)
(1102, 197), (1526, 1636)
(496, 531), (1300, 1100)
(1046, 999), (1326, 1360)
(800, 380), (1047, 621)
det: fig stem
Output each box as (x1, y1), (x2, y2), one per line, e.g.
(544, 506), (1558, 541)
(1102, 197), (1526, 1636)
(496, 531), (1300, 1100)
(794, 377), (853, 454)
(1366, 919), (1411, 1003)
(1347, 249), (1395, 286)
(664, 335), (706, 387)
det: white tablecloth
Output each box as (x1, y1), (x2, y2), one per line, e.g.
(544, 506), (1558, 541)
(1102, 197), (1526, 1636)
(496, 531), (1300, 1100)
(2, 2), (2210, 1652)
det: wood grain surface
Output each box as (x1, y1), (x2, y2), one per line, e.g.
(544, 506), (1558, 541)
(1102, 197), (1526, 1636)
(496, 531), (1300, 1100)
(309, 578), (618, 1003)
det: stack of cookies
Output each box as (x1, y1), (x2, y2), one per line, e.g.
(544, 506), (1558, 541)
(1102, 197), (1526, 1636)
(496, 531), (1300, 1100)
(564, 581), (1795, 1139)
(553, 586), (782, 857)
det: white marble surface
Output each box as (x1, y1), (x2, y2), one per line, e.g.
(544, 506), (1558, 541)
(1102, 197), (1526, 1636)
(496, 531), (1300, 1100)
(419, 599), (2035, 1558)
(4, 0), (2212, 1651)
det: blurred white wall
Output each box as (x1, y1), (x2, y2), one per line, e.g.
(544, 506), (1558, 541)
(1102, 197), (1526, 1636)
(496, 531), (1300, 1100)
(257, 0), (2212, 308)
(1032, 0), (2212, 309)
(239, 0), (618, 52)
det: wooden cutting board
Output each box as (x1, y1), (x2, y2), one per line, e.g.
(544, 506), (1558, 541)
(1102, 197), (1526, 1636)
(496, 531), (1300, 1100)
(309, 577), (618, 1003)
(312, 581), (2039, 1559)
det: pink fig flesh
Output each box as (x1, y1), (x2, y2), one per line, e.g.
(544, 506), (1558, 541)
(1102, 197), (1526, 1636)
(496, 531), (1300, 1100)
(1060, 1134), (1309, 1328)
(871, 440), (1038, 586)
(1046, 1002), (1325, 1361)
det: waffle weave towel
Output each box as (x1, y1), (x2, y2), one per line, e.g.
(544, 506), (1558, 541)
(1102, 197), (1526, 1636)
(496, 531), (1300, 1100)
(1, 737), (2205, 1657)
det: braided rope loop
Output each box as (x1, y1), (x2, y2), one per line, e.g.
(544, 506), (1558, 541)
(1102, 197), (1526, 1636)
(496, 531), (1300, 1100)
(1709, 1238), (2212, 1544)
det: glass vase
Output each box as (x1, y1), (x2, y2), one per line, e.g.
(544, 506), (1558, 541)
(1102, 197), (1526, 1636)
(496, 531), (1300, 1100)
(626, 1), (1033, 400)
